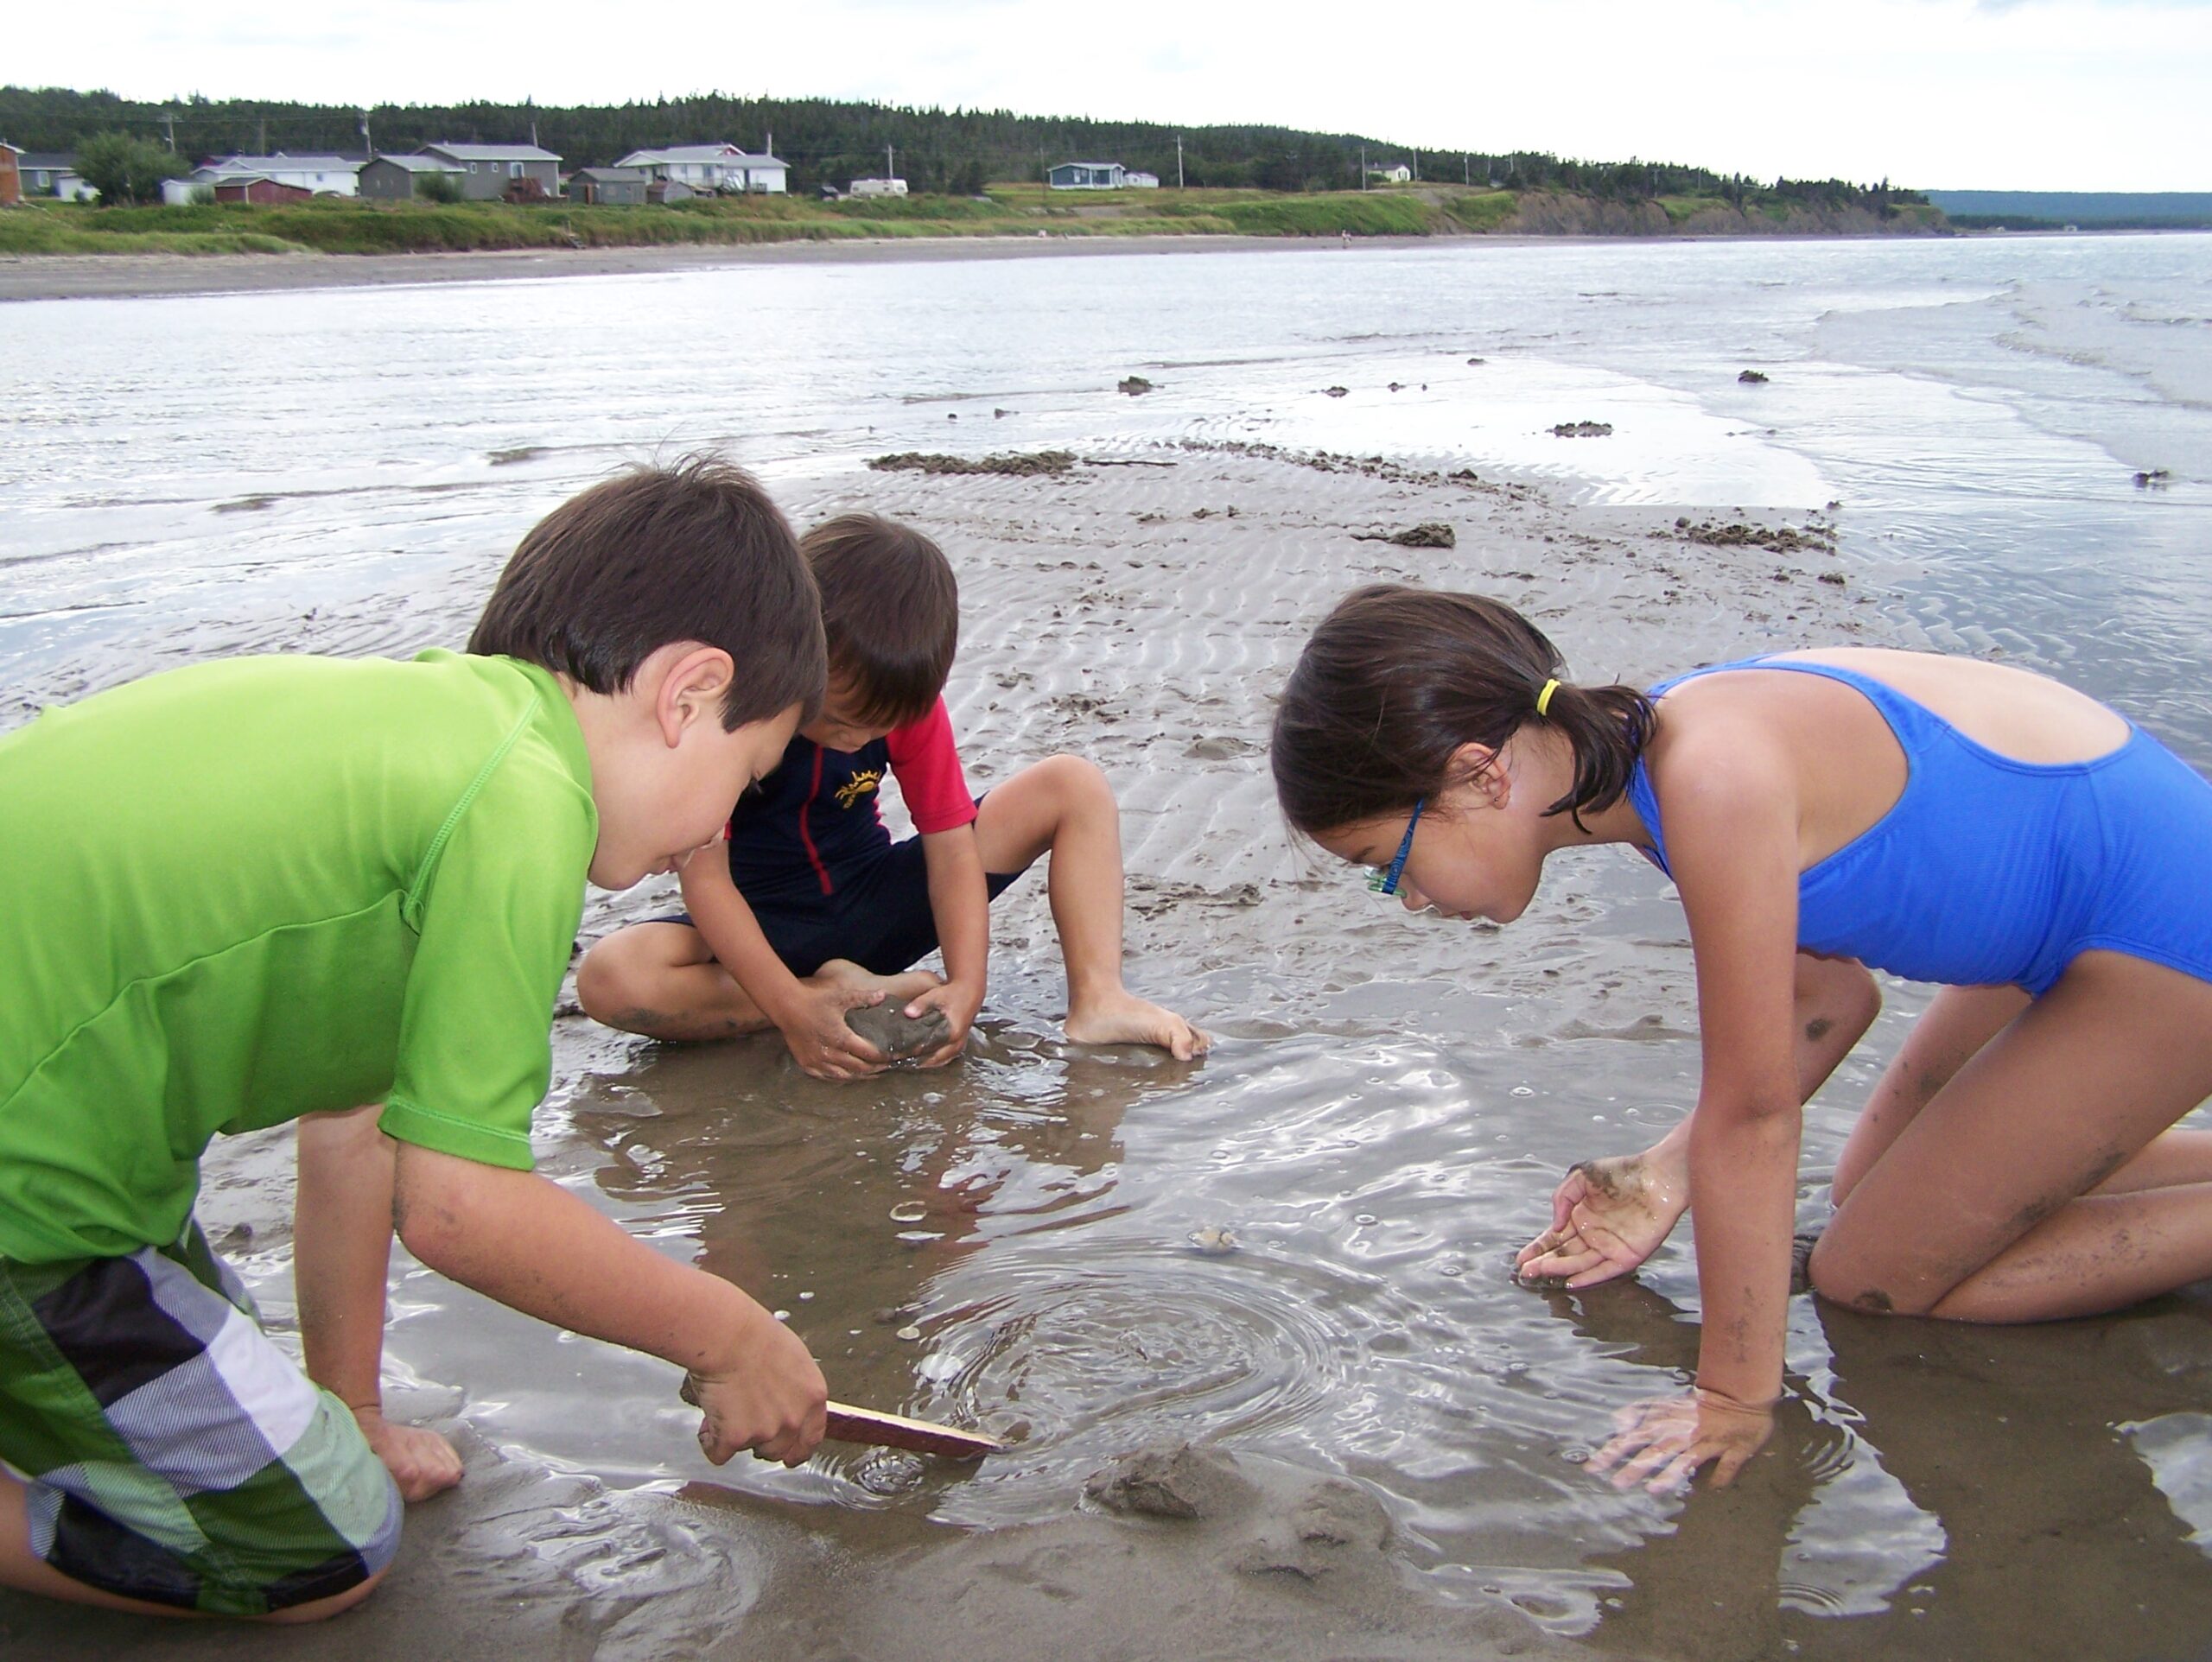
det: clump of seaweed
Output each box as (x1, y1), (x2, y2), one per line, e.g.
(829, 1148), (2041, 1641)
(1551, 421), (1613, 437)
(868, 450), (1076, 477)
(1670, 517), (1839, 555)
(1356, 523), (1457, 549)
(1118, 376), (1155, 396)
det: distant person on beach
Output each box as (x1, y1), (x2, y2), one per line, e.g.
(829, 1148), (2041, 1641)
(1272, 584), (2212, 1496)
(0, 460), (833, 1621)
(578, 512), (1205, 1075)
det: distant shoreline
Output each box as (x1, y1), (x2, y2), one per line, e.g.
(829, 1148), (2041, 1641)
(0, 225), (2018, 305)
(4, 220), (2191, 306)
(0, 234), (1382, 301)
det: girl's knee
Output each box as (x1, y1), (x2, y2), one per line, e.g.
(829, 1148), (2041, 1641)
(1800, 955), (1880, 1037)
(1806, 1230), (1939, 1317)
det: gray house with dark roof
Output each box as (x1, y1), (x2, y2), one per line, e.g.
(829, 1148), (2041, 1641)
(569, 166), (648, 206)
(359, 154), (467, 200)
(16, 152), (92, 200)
(416, 143), (562, 200)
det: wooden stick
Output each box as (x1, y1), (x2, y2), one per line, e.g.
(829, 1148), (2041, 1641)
(825, 1400), (1001, 1461)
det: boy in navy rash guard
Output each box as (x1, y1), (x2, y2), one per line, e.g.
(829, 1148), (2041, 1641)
(578, 513), (1206, 1078)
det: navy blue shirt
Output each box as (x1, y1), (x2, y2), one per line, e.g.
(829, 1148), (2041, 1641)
(725, 700), (976, 907)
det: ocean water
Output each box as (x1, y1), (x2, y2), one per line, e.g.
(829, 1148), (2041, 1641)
(6, 233), (2208, 711)
(4, 232), (2212, 1659)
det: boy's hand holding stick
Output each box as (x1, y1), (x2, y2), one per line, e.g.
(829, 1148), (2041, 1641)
(680, 1375), (1000, 1461)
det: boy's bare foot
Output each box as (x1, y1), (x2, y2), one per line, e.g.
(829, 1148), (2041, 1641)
(812, 958), (942, 1006)
(1065, 989), (1210, 1060)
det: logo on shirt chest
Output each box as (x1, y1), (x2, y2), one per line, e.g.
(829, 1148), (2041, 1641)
(835, 768), (884, 810)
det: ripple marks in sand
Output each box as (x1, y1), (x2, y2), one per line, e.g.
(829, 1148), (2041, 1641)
(901, 1244), (1367, 1513)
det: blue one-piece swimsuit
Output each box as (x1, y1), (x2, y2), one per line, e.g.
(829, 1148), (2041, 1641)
(1624, 655), (2212, 996)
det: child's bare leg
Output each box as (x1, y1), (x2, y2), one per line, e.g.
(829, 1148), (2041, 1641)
(577, 922), (775, 1041)
(972, 755), (1206, 1060)
(1809, 950), (2212, 1323)
(1831, 982), (2212, 1201)
(1833, 983), (2029, 1204)
(814, 956), (944, 1010)
(1795, 952), (1882, 1103)
(578, 925), (934, 1044)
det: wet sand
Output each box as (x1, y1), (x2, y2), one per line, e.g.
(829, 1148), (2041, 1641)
(6, 440), (2210, 1661)
(0, 234), (1439, 304)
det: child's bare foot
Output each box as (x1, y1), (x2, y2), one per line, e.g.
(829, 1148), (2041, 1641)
(1065, 989), (1210, 1060)
(811, 958), (942, 1007)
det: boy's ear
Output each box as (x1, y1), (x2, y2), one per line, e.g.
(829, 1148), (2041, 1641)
(1445, 741), (1511, 810)
(652, 644), (737, 748)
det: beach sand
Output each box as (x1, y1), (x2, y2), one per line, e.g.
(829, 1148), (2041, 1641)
(0, 235), (1438, 304)
(6, 439), (2208, 1662)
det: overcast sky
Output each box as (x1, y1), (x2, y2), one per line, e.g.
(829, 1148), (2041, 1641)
(14, 0), (2210, 191)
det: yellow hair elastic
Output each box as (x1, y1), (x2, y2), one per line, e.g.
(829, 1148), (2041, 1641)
(1535, 678), (1560, 717)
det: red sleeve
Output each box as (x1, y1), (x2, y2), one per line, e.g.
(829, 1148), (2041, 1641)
(886, 699), (978, 834)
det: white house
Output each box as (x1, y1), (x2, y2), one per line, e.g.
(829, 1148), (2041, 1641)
(160, 152), (363, 204)
(1368, 162), (1414, 185)
(1123, 171), (1160, 189)
(847, 176), (907, 197)
(614, 142), (788, 194)
(1049, 161), (1128, 189)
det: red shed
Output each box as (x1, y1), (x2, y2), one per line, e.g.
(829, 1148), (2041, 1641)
(0, 143), (21, 208)
(214, 176), (314, 205)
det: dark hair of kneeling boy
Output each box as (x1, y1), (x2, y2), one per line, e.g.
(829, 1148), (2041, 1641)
(578, 511), (1206, 1076)
(0, 459), (833, 1624)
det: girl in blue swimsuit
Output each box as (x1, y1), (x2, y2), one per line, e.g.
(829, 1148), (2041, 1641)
(1271, 584), (2212, 1496)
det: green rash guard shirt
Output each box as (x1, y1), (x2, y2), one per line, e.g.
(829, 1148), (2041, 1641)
(0, 650), (598, 1266)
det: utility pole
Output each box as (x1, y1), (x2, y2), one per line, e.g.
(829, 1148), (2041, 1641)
(1176, 134), (1184, 188)
(887, 143), (894, 181)
(359, 110), (373, 158)
(1464, 153), (1470, 186)
(161, 110), (175, 151)
(1360, 143), (1366, 191)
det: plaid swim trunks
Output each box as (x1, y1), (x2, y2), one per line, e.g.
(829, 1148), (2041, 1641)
(0, 1222), (401, 1616)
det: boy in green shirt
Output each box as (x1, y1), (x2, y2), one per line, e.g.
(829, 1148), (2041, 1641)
(0, 459), (832, 1621)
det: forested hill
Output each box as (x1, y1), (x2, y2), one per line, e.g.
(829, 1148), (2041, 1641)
(1925, 191), (2212, 229)
(0, 84), (1916, 209)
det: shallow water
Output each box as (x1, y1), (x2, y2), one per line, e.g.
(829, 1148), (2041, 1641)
(6, 233), (2212, 1659)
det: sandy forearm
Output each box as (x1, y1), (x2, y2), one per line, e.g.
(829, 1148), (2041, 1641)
(296, 1105), (398, 1411)
(679, 847), (804, 1023)
(1686, 1102), (1801, 1405)
(392, 1143), (779, 1375)
(922, 827), (991, 994)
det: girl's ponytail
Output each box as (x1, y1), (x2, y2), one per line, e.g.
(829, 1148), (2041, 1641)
(1270, 585), (1655, 835)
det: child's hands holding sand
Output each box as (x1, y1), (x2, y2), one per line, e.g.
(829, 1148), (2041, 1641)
(1586, 1387), (1774, 1494)
(1515, 1147), (1689, 1289)
(772, 981), (893, 1081)
(900, 979), (983, 1068)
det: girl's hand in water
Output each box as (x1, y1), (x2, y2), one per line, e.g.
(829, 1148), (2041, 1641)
(1588, 1387), (1775, 1494)
(1514, 1148), (1688, 1288)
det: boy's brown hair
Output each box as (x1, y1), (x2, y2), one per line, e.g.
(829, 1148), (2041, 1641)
(802, 514), (958, 726)
(469, 457), (826, 730)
